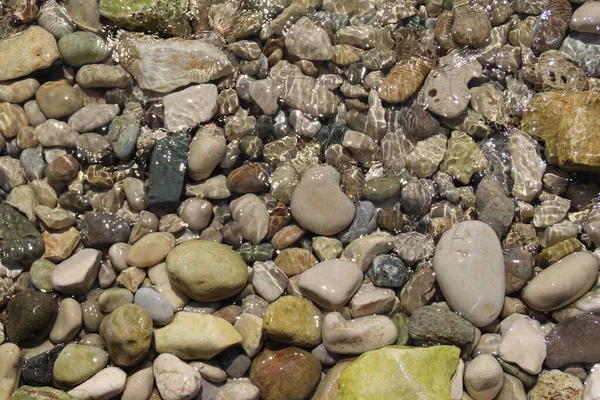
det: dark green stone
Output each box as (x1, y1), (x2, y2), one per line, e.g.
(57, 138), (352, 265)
(10, 386), (76, 400)
(6, 290), (58, 347)
(407, 305), (476, 349)
(497, 358), (537, 387)
(148, 133), (191, 213)
(314, 123), (348, 154)
(0, 204), (44, 264)
(237, 243), (276, 263)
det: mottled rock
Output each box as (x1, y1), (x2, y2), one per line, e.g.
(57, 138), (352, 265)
(0, 27), (59, 81)
(6, 291), (57, 347)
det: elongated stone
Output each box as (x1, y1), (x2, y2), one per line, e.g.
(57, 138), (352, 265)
(0, 27), (60, 81)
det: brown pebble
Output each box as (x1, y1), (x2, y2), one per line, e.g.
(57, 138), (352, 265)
(400, 268), (436, 315)
(503, 248), (534, 294)
(213, 305), (243, 324)
(274, 248), (318, 277)
(42, 227), (81, 262)
(45, 154), (79, 181)
(226, 163), (271, 193)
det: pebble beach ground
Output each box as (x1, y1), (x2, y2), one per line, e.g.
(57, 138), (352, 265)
(1, 0), (600, 399)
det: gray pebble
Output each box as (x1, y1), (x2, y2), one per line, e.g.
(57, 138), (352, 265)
(134, 288), (174, 326)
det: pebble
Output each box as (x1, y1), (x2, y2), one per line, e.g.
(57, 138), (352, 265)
(234, 313), (264, 358)
(498, 314), (546, 374)
(0, 27), (59, 81)
(190, 360), (227, 383)
(0, 343), (21, 400)
(49, 298), (82, 344)
(6, 291), (58, 348)
(338, 201), (377, 244)
(297, 259), (362, 309)
(546, 314), (600, 368)
(126, 232), (175, 268)
(464, 354), (504, 400)
(433, 220), (505, 327)
(216, 379), (260, 400)
(408, 305), (476, 349)
(51, 249), (102, 295)
(76, 64), (131, 88)
(285, 17), (333, 60)
(162, 84), (218, 132)
(187, 130), (227, 181)
(349, 280), (396, 317)
(249, 347), (321, 400)
(230, 194), (269, 245)
(35, 119), (79, 147)
(98, 287), (133, 313)
(52, 343), (108, 387)
(154, 312), (242, 360)
(34, 206), (75, 230)
(153, 354), (202, 400)
(312, 236), (344, 261)
(322, 311), (398, 354)
(68, 104), (120, 132)
(81, 213), (130, 249)
(290, 165), (355, 235)
(0, 78), (39, 103)
(58, 32), (108, 67)
(271, 224), (304, 250)
(0, 103), (28, 139)
(148, 262), (189, 311)
(30, 259), (55, 293)
(42, 226), (81, 263)
(251, 261), (287, 302)
(522, 251), (599, 312)
(21, 345), (64, 387)
(263, 295), (321, 347)
(134, 288), (174, 326)
(10, 386), (76, 399)
(503, 248), (535, 294)
(274, 247), (318, 276)
(35, 81), (84, 119)
(368, 254), (410, 288)
(67, 367), (126, 400)
(342, 233), (394, 271)
(528, 370), (584, 400)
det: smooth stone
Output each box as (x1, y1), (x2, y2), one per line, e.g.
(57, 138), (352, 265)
(30, 259), (55, 293)
(585, 364), (600, 400)
(98, 288), (133, 313)
(99, 304), (152, 368)
(263, 296), (322, 347)
(51, 249), (101, 295)
(341, 234), (394, 272)
(251, 261), (288, 302)
(6, 185), (38, 222)
(0, 27), (60, 81)
(154, 312), (242, 360)
(121, 361), (154, 400)
(528, 370), (584, 400)
(148, 133), (190, 213)
(49, 298), (82, 344)
(187, 131), (227, 181)
(80, 213), (130, 249)
(186, 175), (231, 199)
(24, 100), (46, 126)
(67, 367), (127, 400)
(312, 358), (352, 400)
(503, 248), (535, 294)
(0, 343), (21, 400)
(0, 204), (45, 264)
(153, 354), (201, 400)
(274, 247), (318, 276)
(312, 237), (343, 261)
(190, 360), (227, 383)
(162, 84), (218, 132)
(522, 251), (599, 312)
(67, 104), (119, 133)
(177, 198), (212, 230)
(234, 313), (264, 358)
(497, 314), (546, 374)
(35, 81), (84, 119)
(6, 291), (58, 348)
(349, 281), (396, 317)
(20, 149), (46, 181)
(218, 349), (251, 378)
(571, 2), (600, 34)
(58, 32), (108, 67)
(285, 17), (334, 60)
(76, 64), (131, 88)
(552, 288), (600, 322)
(52, 344), (108, 388)
(0, 78), (39, 103)
(230, 194), (269, 245)
(148, 262), (189, 312)
(17, 125), (40, 149)
(546, 314), (600, 368)
(433, 221), (505, 327)
(271, 224), (304, 250)
(117, 33), (233, 93)
(339, 346), (460, 399)
(34, 206), (74, 230)
(322, 312), (398, 354)
(35, 120), (79, 147)
(495, 373), (527, 400)
(45, 154), (79, 181)
(10, 386), (76, 400)
(464, 354), (504, 400)
(249, 347), (321, 400)
(290, 165), (355, 235)
(134, 288), (174, 326)
(215, 380), (260, 400)
(0, 103), (28, 139)
(408, 305), (476, 349)
(166, 240), (248, 302)
(126, 232), (175, 268)
(99, 0), (189, 35)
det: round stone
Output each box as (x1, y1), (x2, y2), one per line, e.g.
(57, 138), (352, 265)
(35, 81), (83, 119)
(464, 354), (504, 400)
(166, 240), (248, 301)
(263, 296), (322, 347)
(99, 304), (153, 368)
(57, 32), (109, 67)
(6, 291), (58, 347)
(30, 259), (56, 292)
(134, 287), (174, 326)
(126, 232), (175, 268)
(52, 343), (108, 387)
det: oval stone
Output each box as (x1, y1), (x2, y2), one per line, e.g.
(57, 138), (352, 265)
(166, 240), (248, 301)
(433, 220), (505, 327)
(522, 251), (599, 312)
(546, 314), (600, 368)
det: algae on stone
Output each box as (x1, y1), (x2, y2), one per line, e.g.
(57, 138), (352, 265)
(338, 345), (460, 400)
(99, 0), (191, 36)
(439, 130), (487, 184)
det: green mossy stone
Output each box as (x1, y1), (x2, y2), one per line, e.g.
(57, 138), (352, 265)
(99, 304), (152, 368)
(52, 344), (108, 388)
(99, 0), (191, 36)
(338, 345), (460, 400)
(6, 291), (58, 347)
(10, 386), (76, 400)
(57, 32), (109, 67)
(263, 296), (322, 347)
(166, 239), (248, 301)
(30, 259), (56, 292)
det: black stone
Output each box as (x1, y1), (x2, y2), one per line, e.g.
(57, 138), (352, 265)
(6, 291), (58, 347)
(58, 190), (90, 214)
(368, 254), (410, 288)
(21, 344), (65, 386)
(0, 204), (45, 264)
(80, 213), (131, 248)
(148, 133), (191, 213)
(314, 123), (348, 154)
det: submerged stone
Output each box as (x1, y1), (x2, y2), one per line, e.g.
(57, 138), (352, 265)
(99, 0), (191, 35)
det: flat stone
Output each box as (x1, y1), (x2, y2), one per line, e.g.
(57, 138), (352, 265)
(251, 261), (288, 302)
(166, 240), (248, 302)
(338, 346), (459, 400)
(0, 27), (59, 81)
(153, 354), (201, 400)
(408, 305), (476, 349)
(67, 367), (127, 400)
(154, 312), (242, 360)
(522, 251), (599, 312)
(263, 296), (322, 347)
(274, 247), (318, 277)
(0, 78), (39, 103)
(0, 343), (22, 400)
(76, 64), (131, 88)
(99, 304), (153, 368)
(35, 120), (79, 147)
(10, 386), (76, 400)
(6, 291), (58, 347)
(323, 311), (398, 354)
(546, 314), (600, 368)
(433, 220), (505, 327)
(349, 281), (397, 318)
(68, 104), (120, 132)
(134, 288), (174, 326)
(52, 343), (108, 387)
(148, 133), (190, 213)
(162, 85), (218, 132)
(522, 91), (600, 172)
(498, 314), (546, 374)
(51, 249), (101, 295)
(126, 232), (175, 268)
(117, 33), (233, 93)
(249, 347), (321, 400)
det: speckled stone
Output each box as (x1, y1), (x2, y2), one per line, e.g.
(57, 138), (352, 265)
(52, 343), (108, 388)
(368, 254), (410, 288)
(263, 296), (322, 347)
(408, 305), (476, 349)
